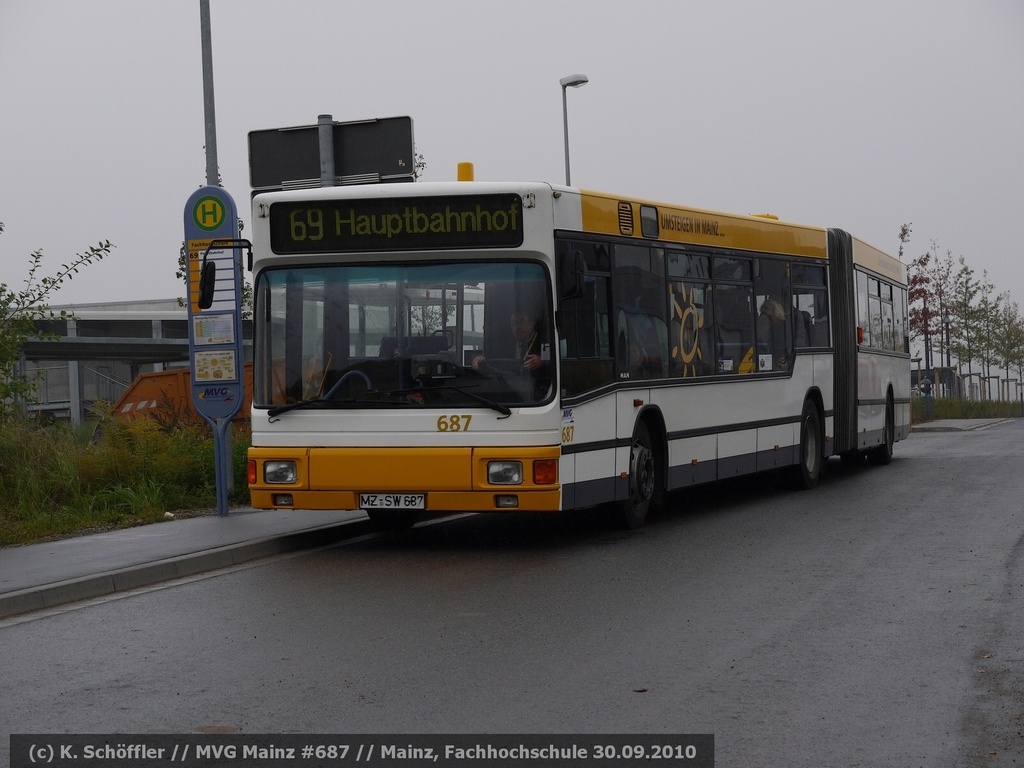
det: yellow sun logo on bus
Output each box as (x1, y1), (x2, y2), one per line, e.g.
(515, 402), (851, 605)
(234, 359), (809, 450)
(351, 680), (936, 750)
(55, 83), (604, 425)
(672, 284), (704, 377)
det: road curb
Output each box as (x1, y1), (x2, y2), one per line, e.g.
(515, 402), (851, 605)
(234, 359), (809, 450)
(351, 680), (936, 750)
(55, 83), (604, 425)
(0, 518), (373, 621)
(912, 418), (1013, 433)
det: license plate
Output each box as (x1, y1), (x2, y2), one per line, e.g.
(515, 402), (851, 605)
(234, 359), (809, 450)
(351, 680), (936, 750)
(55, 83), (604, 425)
(359, 493), (426, 510)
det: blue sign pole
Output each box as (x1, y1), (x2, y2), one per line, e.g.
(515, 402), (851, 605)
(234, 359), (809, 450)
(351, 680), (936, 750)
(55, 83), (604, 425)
(183, 186), (246, 515)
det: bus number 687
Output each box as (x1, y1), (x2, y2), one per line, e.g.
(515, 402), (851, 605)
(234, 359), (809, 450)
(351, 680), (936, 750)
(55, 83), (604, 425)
(437, 414), (472, 432)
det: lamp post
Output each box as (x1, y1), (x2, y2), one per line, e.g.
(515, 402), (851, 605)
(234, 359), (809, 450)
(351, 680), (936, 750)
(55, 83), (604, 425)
(942, 310), (951, 368)
(199, 0), (218, 187)
(560, 73), (588, 186)
(923, 301), (932, 377)
(942, 309), (952, 398)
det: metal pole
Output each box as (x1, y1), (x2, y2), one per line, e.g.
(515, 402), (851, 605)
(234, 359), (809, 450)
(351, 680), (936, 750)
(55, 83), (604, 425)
(200, 0), (218, 186)
(200, 0), (234, 507)
(559, 74), (588, 186)
(923, 300), (932, 377)
(943, 311), (952, 396)
(945, 319), (951, 368)
(561, 87), (571, 186)
(319, 114), (336, 186)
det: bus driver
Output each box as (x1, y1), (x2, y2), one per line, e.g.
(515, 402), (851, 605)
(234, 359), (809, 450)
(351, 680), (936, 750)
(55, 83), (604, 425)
(472, 310), (546, 374)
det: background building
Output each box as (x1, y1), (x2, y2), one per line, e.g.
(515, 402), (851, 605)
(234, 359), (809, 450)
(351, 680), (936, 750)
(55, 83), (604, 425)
(18, 298), (250, 424)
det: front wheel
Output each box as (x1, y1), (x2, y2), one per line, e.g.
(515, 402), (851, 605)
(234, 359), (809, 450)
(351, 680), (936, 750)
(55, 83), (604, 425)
(617, 422), (659, 529)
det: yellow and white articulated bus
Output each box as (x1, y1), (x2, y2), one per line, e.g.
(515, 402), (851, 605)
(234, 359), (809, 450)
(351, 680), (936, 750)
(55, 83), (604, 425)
(246, 173), (910, 528)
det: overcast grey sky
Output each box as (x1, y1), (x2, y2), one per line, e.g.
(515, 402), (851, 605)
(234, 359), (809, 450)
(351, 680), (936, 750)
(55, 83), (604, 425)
(1, 1), (1022, 307)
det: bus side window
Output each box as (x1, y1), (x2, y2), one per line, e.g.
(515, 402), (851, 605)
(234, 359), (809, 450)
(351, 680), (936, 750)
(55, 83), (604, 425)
(811, 296), (830, 346)
(560, 274), (613, 397)
(714, 285), (755, 374)
(668, 251), (714, 377)
(615, 310), (630, 371)
(612, 245), (667, 380)
(793, 306), (811, 347)
(753, 258), (792, 370)
(792, 264), (829, 348)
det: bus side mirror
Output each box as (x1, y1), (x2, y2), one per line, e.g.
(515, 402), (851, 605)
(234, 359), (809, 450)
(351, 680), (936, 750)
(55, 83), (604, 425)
(558, 249), (586, 301)
(197, 261), (216, 309)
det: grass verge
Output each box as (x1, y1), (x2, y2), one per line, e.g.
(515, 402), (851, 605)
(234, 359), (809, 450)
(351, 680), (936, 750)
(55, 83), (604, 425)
(0, 415), (250, 546)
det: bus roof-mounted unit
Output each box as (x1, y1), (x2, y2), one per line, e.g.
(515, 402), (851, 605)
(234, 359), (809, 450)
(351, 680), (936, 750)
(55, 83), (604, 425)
(248, 115), (415, 192)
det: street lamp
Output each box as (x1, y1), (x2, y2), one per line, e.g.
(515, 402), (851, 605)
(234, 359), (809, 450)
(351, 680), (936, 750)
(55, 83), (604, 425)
(560, 73), (588, 186)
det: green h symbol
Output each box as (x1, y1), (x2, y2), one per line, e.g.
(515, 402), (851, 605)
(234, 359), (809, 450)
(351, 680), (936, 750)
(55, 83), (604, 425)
(194, 196), (225, 231)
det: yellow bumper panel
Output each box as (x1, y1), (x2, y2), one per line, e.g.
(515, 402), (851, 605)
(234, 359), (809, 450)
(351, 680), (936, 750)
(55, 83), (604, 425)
(249, 445), (561, 513)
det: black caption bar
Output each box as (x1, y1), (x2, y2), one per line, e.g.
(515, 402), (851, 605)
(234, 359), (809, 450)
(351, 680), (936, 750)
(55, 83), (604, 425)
(11, 734), (714, 768)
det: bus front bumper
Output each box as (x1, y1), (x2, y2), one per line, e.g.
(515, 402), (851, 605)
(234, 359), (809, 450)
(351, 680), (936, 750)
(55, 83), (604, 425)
(248, 445), (562, 513)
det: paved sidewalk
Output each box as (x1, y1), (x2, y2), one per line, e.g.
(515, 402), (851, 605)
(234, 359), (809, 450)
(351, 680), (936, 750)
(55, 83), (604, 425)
(0, 508), (370, 620)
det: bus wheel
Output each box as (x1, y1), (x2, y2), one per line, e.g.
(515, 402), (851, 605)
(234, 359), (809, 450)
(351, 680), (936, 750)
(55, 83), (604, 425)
(366, 509), (420, 531)
(793, 400), (822, 490)
(619, 422), (657, 529)
(868, 396), (895, 466)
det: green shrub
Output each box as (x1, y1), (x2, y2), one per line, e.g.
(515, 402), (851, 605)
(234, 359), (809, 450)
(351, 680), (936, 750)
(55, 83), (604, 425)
(912, 396), (1023, 423)
(0, 415), (252, 546)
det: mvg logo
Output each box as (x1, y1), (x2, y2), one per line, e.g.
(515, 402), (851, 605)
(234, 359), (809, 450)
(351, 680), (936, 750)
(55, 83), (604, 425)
(200, 387), (234, 400)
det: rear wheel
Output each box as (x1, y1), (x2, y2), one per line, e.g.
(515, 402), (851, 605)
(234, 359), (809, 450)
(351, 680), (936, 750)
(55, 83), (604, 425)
(792, 400), (823, 489)
(618, 422), (658, 529)
(868, 396), (895, 466)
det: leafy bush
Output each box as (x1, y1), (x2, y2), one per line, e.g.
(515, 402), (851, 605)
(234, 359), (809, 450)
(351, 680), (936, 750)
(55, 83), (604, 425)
(912, 395), (1023, 423)
(0, 415), (251, 546)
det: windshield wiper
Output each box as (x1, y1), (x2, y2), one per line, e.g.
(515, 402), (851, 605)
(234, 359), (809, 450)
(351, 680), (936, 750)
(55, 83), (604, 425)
(267, 382), (513, 419)
(267, 398), (339, 418)
(434, 384), (512, 417)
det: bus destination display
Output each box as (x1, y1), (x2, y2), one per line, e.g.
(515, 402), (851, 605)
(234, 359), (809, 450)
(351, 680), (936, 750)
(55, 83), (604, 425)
(269, 194), (524, 254)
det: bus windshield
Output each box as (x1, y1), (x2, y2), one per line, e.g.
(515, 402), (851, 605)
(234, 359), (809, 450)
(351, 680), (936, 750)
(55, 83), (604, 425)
(253, 260), (554, 411)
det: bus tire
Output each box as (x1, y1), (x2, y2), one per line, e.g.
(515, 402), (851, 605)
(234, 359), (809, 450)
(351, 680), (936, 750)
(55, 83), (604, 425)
(793, 400), (823, 490)
(619, 422), (657, 529)
(366, 509), (420, 531)
(868, 395), (895, 466)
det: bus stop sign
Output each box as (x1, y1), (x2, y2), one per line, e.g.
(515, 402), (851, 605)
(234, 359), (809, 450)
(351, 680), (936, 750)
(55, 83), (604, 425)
(183, 185), (246, 515)
(183, 186), (245, 421)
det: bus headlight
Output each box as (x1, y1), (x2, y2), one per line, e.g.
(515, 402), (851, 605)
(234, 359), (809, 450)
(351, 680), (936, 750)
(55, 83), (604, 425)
(264, 460), (298, 484)
(487, 461), (523, 485)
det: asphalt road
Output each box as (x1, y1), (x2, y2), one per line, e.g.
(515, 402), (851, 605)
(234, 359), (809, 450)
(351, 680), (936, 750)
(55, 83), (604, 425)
(2, 421), (1023, 767)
